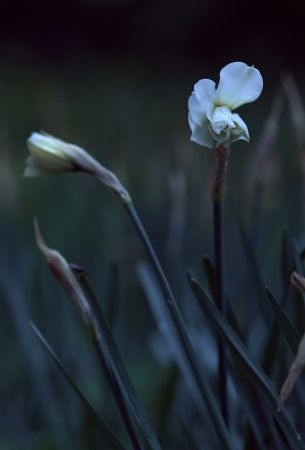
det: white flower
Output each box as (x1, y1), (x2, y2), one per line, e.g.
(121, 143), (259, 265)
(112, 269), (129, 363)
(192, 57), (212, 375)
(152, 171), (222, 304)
(188, 62), (263, 149)
(24, 131), (131, 202)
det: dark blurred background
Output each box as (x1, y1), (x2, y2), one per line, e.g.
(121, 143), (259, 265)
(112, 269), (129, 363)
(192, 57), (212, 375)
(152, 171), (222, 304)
(1, 1), (305, 449)
(0, 0), (304, 72)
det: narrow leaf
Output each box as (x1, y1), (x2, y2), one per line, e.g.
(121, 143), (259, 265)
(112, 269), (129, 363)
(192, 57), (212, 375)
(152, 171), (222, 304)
(137, 262), (234, 450)
(265, 287), (301, 355)
(34, 220), (150, 450)
(202, 255), (244, 340)
(188, 274), (305, 450)
(78, 274), (162, 450)
(30, 321), (127, 450)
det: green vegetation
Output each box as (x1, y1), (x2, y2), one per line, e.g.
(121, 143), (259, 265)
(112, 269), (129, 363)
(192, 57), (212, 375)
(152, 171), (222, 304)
(1, 60), (305, 449)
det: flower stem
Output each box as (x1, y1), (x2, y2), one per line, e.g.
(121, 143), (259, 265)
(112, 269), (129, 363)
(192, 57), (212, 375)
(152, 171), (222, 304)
(212, 144), (230, 425)
(92, 338), (145, 450)
(124, 201), (233, 450)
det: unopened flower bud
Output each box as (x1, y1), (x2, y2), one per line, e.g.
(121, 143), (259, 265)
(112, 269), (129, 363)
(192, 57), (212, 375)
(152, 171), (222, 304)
(24, 132), (131, 203)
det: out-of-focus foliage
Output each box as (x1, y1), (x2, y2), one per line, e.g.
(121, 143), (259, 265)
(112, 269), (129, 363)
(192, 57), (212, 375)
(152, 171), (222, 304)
(2, 55), (305, 449)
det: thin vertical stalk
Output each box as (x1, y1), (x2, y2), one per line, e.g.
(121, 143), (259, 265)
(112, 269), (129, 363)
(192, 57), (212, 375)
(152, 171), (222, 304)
(125, 201), (233, 450)
(92, 341), (144, 450)
(212, 144), (230, 425)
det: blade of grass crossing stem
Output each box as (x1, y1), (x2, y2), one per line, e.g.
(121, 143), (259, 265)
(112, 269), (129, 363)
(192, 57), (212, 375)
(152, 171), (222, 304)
(124, 202), (234, 450)
(78, 273), (162, 450)
(202, 255), (244, 340)
(265, 288), (301, 355)
(188, 274), (305, 450)
(30, 322), (127, 450)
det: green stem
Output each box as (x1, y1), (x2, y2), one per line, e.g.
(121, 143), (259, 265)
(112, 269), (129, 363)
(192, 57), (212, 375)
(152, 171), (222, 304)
(124, 201), (233, 450)
(212, 144), (230, 425)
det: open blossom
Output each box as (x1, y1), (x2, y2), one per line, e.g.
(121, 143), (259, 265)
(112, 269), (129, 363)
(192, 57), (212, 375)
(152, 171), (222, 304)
(188, 62), (263, 148)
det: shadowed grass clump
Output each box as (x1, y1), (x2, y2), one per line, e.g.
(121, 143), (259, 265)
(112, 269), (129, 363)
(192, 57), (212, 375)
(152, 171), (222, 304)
(3, 63), (305, 450)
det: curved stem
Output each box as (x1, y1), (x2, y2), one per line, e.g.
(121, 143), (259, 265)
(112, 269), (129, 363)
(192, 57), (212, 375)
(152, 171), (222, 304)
(125, 201), (233, 450)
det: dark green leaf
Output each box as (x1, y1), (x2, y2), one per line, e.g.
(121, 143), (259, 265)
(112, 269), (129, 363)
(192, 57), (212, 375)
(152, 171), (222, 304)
(265, 288), (301, 355)
(188, 274), (305, 450)
(202, 255), (244, 340)
(30, 321), (127, 450)
(78, 274), (162, 450)
(137, 262), (234, 450)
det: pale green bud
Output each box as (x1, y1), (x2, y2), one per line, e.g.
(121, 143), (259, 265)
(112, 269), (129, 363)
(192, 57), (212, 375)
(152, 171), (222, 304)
(24, 132), (131, 203)
(24, 133), (80, 176)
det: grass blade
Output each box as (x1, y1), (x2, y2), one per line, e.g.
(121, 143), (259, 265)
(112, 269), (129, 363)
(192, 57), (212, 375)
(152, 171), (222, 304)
(78, 273), (162, 450)
(202, 255), (244, 340)
(34, 221), (146, 450)
(188, 273), (305, 450)
(125, 203), (234, 450)
(30, 321), (127, 450)
(265, 288), (301, 355)
(137, 261), (234, 450)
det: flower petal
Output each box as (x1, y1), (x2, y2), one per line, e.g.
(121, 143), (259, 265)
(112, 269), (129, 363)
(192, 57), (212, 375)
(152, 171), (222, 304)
(188, 93), (207, 126)
(28, 147), (75, 171)
(230, 113), (250, 143)
(211, 106), (236, 133)
(194, 79), (216, 102)
(215, 62), (263, 110)
(188, 79), (216, 122)
(28, 133), (70, 158)
(189, 116), (214, 149)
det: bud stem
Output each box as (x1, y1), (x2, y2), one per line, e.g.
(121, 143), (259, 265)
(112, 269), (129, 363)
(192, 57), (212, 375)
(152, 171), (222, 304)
(125, 201), (233, 449)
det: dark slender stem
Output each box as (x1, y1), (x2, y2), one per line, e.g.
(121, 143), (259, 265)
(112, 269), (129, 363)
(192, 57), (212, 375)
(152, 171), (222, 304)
(213, 201), (225, 313)
(212, 144), (230, 425)
(125, 201), (233, 450)
(92, 335), (144, 450)
(79, 274), (162, 450)
(213, 199), (228, 425)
